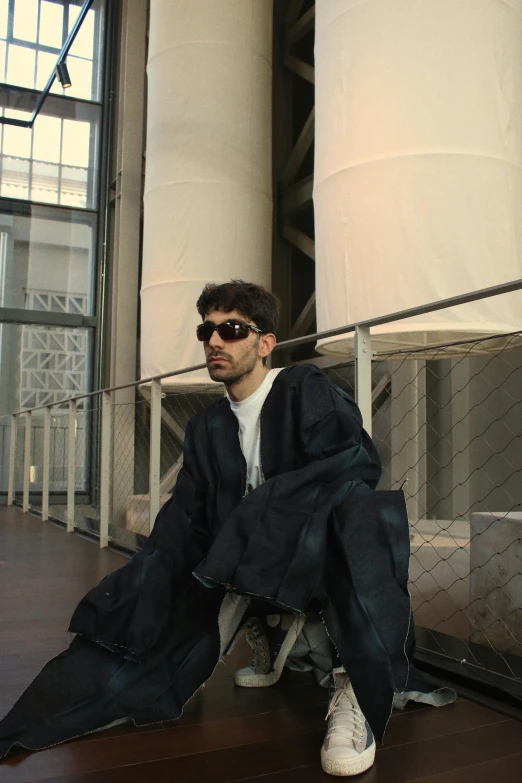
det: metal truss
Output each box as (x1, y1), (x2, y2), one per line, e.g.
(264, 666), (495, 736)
(274, 1), (316, 344)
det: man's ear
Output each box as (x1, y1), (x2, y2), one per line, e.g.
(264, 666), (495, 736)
(259, 332), (276, 359)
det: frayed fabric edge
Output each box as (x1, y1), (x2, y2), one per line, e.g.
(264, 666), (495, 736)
(392, 687), (457, 711)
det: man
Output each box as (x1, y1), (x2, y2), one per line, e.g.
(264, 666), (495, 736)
(194, 280), (379, 775)
(0, 281), (453, 775)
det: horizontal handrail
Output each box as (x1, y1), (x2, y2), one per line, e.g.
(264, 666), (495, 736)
(12, 276), (522, 415)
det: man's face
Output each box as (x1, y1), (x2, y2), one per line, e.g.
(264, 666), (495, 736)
(201, 308), (263, 384)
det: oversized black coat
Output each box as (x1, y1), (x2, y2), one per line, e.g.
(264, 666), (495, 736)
(0, 365), (444, 758)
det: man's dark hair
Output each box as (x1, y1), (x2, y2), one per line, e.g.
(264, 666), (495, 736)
(196, 280), (280, 335)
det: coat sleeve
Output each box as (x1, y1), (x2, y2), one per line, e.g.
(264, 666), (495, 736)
(193, 368), (382, 611)
(68, 419), (213, 660)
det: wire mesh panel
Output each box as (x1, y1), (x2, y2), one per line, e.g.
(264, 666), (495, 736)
(326, 335), (522, 691)
(160, 385), (223, 494)
(28, 418), (45, 512)
(109, 392), (148, 550)
(0, 416), (12, 492)
(349, 333), (521, 691)
(13, 416), (25, 505)
(73, 401), (100, 536)
(108, 385), (223, 552)
(48, 410), (68, 524)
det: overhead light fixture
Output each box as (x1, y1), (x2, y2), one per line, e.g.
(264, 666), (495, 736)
(56, 61), (72, 89)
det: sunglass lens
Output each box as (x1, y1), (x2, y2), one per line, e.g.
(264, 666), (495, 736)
(197, 321), (251, 341)
(196, 323), (213, 341)
(216, 323), (237, 340)
(220, 322), (251, 340)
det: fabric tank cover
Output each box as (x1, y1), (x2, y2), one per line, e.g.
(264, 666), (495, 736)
(314, 0), (522, 357)
(141, 0), (273, 385)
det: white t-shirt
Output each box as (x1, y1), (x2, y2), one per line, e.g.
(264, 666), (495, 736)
(228, 368), (283, 494)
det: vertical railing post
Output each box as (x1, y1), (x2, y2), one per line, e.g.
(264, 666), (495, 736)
(22, 411), (32, 512)
(7, 414), (16, 506)
(355, 325), (372, 436)
(42, 406), (51, 521)
(99, 391), (113, 548)
(67, 400), (77, 533)
(149, 379), (162, 534)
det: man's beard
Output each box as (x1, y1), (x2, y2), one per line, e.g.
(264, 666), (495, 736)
(207, 344), (259, 384)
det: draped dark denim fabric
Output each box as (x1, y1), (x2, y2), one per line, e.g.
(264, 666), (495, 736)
(0, 365), (418, 757)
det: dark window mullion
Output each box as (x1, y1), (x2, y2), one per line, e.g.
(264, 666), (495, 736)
(62, 0), (69, 50)
(7, 0), (14, 40)
(32, 0), (41, 90)
(9, 38), (61, 56)
(5, 0), (14, 88)
(91, 0), (101, 100)
(0, 195), (98, 218)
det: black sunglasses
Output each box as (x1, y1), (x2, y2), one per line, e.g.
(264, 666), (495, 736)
(196, 319), (264, 342)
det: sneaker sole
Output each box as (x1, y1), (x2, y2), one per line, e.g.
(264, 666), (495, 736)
(233, 669), (281, 688)
(320, 740), (376, 776)
(234, 614), (306, 689)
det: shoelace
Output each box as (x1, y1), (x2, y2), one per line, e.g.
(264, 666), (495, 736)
(326, 688), (366, 743)
(246, 622), (270, 671)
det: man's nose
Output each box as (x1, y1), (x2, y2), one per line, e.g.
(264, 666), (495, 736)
(208, 328), (224, 349)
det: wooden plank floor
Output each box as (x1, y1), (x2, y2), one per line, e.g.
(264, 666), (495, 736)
(1, 505), (521, 782)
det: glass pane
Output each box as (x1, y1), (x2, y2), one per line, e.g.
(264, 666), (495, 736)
(61, 119), (90, 167)
(36, 49), (62, 92)
(0, 321), (92, 419)
(0, 156), (29, 199)
(0, 102), (100, 209)
(5, 2), (102, 98)
(2, 111), (32, 157)
(31, 160), (59, 203)
(0, 40), (6, 82)
(0, 0), (8, 39)
(6, 44), (36, 88)
(60, 165), (88, 208)
(32, 114), (61, 163)
(13, 0), (38, 43)
(39, 0), (64, 48)
(69, 8), (94, 59)
(0, 207), (97, 314)
(0, 325), (93, 499)
(68, 2), (81, 30)
(66, 55), (92, 101)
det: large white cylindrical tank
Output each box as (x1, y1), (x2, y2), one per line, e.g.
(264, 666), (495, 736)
(141, 0), (273, 384)
(314, 0), (522, 356)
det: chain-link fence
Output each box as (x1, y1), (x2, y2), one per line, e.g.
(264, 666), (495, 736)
(328, 332), (522, 693)
(73, 402), (100, 536)
(108, 386), (223, 551)
(110, 391), (149, 550)
(6, 324), (522, 700)
(28, 418), (44, 513)
(0, 416), (11, 492)
(13, 415), (25, 506)
(48, 410), (68, 523)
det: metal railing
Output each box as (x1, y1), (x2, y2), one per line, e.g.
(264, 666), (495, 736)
(4, 277), (522, 700)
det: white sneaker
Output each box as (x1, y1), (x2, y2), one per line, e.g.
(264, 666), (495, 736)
(321, 672), (376, 776)
(234, 613), (305, 688)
